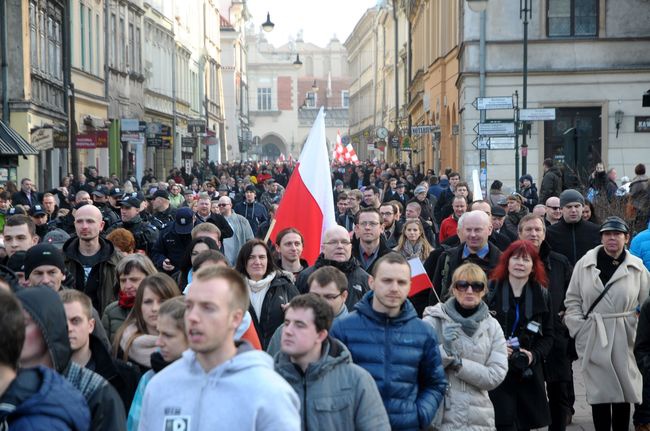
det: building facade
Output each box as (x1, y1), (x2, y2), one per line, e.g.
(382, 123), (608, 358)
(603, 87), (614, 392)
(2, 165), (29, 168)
(247, 31), (350, 160)
(458, 0), (650, 190)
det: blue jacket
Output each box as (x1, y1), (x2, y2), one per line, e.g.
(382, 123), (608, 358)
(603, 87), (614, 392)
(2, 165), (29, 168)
(330, 292), (447, 431)
(234, 200), (269, 234)
(0, 366), (91, 431)
(631, 224), (650, 271)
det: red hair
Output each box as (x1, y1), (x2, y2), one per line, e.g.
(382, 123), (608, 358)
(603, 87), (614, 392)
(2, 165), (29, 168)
(490, 240), (548, 287)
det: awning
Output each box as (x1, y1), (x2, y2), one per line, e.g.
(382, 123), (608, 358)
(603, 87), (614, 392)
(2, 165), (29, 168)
(0, 120), (39, 156)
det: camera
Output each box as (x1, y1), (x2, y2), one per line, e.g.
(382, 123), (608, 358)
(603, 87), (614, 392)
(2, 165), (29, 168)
(508, 321), (542, 379)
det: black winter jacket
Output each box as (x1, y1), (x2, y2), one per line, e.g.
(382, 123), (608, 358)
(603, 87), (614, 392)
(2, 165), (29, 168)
(248, 273), (299, 350)
(546, 218), (601, 265)
(296, 255), (370, 310)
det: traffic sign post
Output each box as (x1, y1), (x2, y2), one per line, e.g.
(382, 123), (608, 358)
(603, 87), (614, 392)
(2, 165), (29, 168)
(473, 96), (514, 110)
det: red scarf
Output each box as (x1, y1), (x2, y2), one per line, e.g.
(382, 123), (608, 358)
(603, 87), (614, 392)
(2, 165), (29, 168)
(118, 290), (136, 309)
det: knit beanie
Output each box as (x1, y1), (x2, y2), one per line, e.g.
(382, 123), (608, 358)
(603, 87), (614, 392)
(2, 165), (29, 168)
(559, 189), (585, 207)
(23, 243), (66, 278)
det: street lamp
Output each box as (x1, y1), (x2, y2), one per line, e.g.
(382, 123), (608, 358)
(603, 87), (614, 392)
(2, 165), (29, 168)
(293, 54), (302, 68)
(262, 12), (274, 32)
(615, 110), (624, 138)
(520, 0), (532, 175)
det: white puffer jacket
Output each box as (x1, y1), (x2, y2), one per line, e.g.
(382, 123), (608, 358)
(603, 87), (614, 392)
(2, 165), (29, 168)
(423, 303), (508, 431)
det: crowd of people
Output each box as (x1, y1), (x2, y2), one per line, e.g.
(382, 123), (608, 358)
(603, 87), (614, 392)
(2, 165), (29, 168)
(1, 158), (650, 431)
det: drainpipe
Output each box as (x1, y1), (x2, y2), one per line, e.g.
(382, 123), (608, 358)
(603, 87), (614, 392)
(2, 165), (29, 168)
(0, 0), (8, 122)
(479, 10), (486, 123)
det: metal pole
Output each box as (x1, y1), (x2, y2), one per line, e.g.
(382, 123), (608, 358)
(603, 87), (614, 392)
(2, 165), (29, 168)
(0, 0), (9, 122)
(520, 0), (531, 176)
(514, 91), (520, 191)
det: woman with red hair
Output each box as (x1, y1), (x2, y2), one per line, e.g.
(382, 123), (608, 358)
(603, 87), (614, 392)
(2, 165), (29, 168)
(487, 240), (554, 431)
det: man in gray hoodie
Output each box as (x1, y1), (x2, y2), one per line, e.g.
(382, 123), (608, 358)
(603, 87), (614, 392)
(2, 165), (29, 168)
(138, 266), (300, 431)
(275, 293), (390, 431)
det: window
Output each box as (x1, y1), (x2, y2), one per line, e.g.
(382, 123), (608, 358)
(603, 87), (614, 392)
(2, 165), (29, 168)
(119, 17), (125, 69)
(135, 27), (141, 73)
(29, 2), (37, 66)
(257, 88), (272, 111)
(80, 3), (85, 69)
(305, 92), (317, 109)
(88, 8), (93, 72)
(110, 14), (116, 67)
(548, 0), (598, 37)
(128, 23), (134, 69)
(341, 90), (350, 108)
(95, 14), (100, 75)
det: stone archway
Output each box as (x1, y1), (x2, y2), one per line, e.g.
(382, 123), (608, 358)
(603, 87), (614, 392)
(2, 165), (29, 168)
(259, 133), (288, 160)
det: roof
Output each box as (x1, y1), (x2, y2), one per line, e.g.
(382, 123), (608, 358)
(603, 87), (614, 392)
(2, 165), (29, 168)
(0, 121), (39, 156)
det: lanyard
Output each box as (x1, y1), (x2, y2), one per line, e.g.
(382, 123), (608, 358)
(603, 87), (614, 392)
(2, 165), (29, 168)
(510, 302), (520, 339)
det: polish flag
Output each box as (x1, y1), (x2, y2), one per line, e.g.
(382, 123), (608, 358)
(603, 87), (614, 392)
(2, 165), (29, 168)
(408, 257), (433, 297)
(269, 107), (336, 264)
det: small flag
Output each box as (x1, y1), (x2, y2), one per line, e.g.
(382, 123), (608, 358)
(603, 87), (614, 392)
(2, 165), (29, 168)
(408, 257), (433, 297)
(345, 143), (359, 164)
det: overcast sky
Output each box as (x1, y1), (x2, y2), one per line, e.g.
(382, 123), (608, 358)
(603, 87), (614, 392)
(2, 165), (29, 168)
(246, 0), (378, 47)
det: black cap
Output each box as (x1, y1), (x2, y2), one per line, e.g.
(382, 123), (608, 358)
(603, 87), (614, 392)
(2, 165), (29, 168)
(600, 216), (629, 234)
(7, 207), (26, 216)
(109, 187), (124, 197)
(245, 185), (257, 193)
(153, 189), (169, 200)
(7, 251), (26, 273)
(174, 207), (194, 234)
(92, 186), (110, 197)
(30, 204), (47, 216)
(120, 196), (142, 208)
(491, 205), (506, 217)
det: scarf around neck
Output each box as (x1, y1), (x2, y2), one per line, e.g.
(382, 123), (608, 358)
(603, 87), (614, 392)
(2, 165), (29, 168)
(442, 297), (489, 337)
(247, 271), (276, 293)
(401, 240), (423, 260)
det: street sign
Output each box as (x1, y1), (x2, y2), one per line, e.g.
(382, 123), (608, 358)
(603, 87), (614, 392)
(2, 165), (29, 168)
(519, 108), (556, 121)
(476, 137), (490, 150)
(489, 137), (516, 150)
(181, 136), (196, 147)
(188, 119), (206, 135)
(477, 122), (515, 136)
(410, 125), (436, 135)
(390, 135), (400, 149)
(474, 96), (514, 110)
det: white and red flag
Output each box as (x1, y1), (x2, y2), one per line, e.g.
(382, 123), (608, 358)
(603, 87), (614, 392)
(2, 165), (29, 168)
(408, 257), (434, 298)
(269, 107), (336, 264)
(345, 143), (359, 164)
(332, 130), (346, 163)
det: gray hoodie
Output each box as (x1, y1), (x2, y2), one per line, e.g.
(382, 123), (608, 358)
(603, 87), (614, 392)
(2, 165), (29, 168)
(138, 343), (300, 431)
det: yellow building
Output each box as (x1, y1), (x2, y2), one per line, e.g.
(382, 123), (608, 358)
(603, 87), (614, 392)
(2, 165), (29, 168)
(70, 0), (110, 178)
(408, 0), (460, 173)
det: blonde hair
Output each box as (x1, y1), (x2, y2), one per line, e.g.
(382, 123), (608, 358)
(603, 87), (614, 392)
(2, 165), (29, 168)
(394, 218), (433, 261)
(451, 263), (488, 291)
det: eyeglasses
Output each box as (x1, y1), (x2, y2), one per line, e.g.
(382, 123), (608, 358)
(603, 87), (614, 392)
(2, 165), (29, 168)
(547, 206), (561, 211)
(218, 203), (230, 207)
(454, 280), (486, 292)
(323, 239), (351, 246)
(379, 212), (394, 217)
(358, 221), (380, 228)
(315, 292), (344, 301)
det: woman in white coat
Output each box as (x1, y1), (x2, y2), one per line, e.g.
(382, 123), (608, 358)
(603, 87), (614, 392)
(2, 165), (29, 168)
(423, 262), (508, 430)
(565, 216), (650, 431)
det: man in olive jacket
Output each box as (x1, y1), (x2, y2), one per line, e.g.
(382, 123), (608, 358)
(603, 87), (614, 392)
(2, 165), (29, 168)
(275, 294), (390, 431)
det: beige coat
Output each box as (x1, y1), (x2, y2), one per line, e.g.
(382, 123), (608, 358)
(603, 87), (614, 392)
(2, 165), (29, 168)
(423, 303), (508, 431)
(564, 246), (650, 404)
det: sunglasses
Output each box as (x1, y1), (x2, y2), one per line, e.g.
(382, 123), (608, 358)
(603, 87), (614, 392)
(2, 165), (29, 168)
(454, 280), (486, 292)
